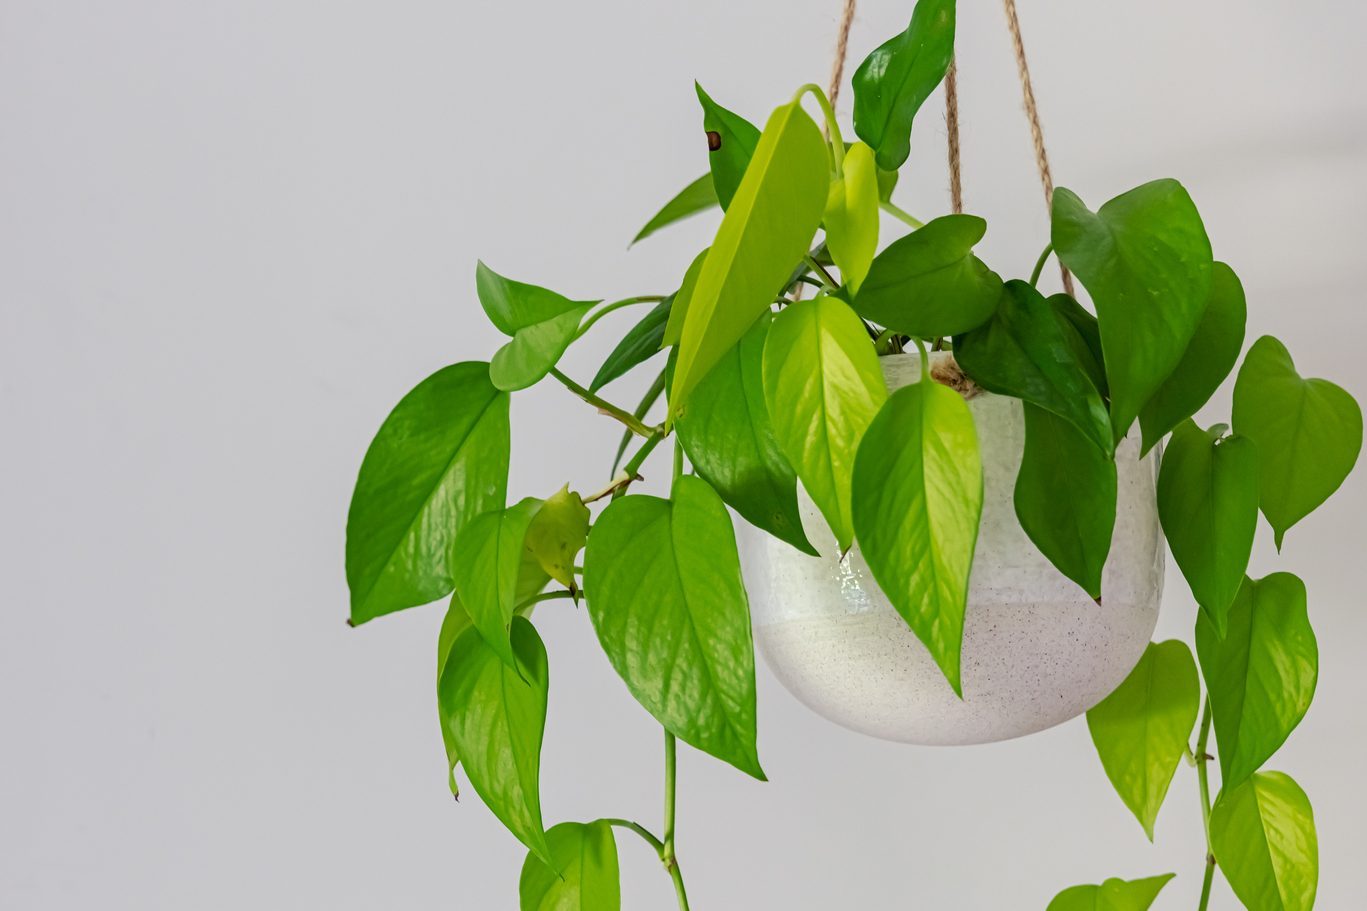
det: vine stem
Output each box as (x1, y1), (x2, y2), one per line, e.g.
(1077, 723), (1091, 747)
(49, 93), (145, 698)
(804, 255), (839, 291)
(1029, 243), (1054, 288)
(575, 295), (665, 340)
(881, 200), (925, 229)
(662, 731), (690, 910)
(791, 83), (845, 175)
(1195, 697), (1216, 911)
(549, 368), (657, 438)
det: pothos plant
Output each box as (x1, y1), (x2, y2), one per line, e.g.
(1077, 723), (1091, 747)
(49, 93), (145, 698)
(344, 1), (1362, 908)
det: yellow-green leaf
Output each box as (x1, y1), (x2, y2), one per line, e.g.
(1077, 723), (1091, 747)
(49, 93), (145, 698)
(1211, 772), (1318, 911)
(519, 821), (621, 911)
(523, 486), (590, 589)
(1045, 873), (1175, 911)
(823, 141), (880, 292)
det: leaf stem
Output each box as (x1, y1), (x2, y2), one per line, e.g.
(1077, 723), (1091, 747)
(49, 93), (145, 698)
(604, 818), (666, 855)
(880, 200), (925, 230)
(662, 730), (691, 911)
(609, 430), (666, 501)
(1029, 243), (1055, 288)
(1195, 696), (1216, 911)
(574, 295), (665, 340)
(549, 368), (657, 438)
(912, 335), (931, 384)
(792, 83), (845, 175)
(512, 590), (575, 612)
(804, 255), (839, 291)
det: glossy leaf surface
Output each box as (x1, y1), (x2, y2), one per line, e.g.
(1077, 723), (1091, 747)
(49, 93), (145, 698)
(851, 376), (981, 695)
(1045, 874), (1175, 911)
(519, 821), (621, 911)
(1211, 772), (1318, 911)
(523, 486), (591, 589)
(1197, 574), (1317, 791)
(1052, 180), (1213, 444)
(631, 174), (717, 246)
(583, 476), (763, 778)
(1157, 421), (1259, 635)
(477, 262), (597, 391)
(763, 296), (887, 551)
(1086, 640), (1200, 840)
(589, 297), (671, 391)
(346, 362), (510, 625)
(695, 83), (761, 209)
(955, 280), (1113, 454)
(672, 101), (830, 416)
(1048, 293), (1108, 396)
(1138, 261), (1246, 454)
(1232, 335), (1362, 548)
(853, 214), (1002, 338)
(676, 313), (815, 555)
(438, 618), (551, 862)
(851, 0), (956, 170)
(1014, 402), (1116, 599)
(823, 141), (880, 292)
(450, 498), (542, 668)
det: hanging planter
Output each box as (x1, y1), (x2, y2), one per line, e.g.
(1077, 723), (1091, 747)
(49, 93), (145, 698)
(341, 0), (1361, 908)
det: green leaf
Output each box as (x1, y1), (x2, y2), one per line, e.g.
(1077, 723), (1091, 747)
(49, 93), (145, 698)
(1048, 293), (1108, 397)
(677, 313), (816, 555)
(1014, 402), (1117, 599)
(1051, 180), (1214, 445)
(851, 372), (981, 696)
(823, 141), (881, 293)
(1085, 640), (1200, 840)
(1197, 574), (1317, 791)
(589, 298), (671, 392)
(954, 280), (1113, 455)
(631, 174), (718, 246)
(476, 262), (598, 391)
(1045, 874), (1175, 911)
(695, 83), (761, 210)
(763, 296), (887, 551)
(670, 100), (830, 417)
(583, 475), (764, 778)
(853, 214), (1003, 337)
(436, 596), (472, 797)
(660, 248), (708, 350)
(1138, 262), (1246, 454)
(1157, 421), (1259, 635)
(1211, 772), (1318, 911)
(450, 498), (543, 669)
(519, 821), (621, 911)
(1231, 335), (1362, 549)
(346, 362), (510, 625)
(851, 0), (956, 171)
(438, 617), (551, 862)
(524, 486), (591, 590)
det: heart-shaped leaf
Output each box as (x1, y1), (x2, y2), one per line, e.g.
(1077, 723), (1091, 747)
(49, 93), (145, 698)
(671, 100), (830, 417)
(477, 262), (598, 391)
(823, 141), (880, 292)
(583, 475), (764, 779)
(763, 296), (887, 551)
(589, 297), (671, 391)
(1052, 180), (1213, 445)
(677, 313), (815, 555)
(695, 83), (761, 210)
(1045, 873), (1175, 911)
(1138, 261), (1246, 454)
(1157, 421), (1259, 635)
(519, 821), (621, 911)
(954, 280), (1113, 455)
(438, 617), (552, 863)
(853, 214), (1002, 338)
(450, 498), (543, 668)
(1086, 640), (1200, 840)
(851, 371), (982, 696)
(1211, 772), (1318, 911)
(1014, 402), (1117, 599)
(523, 486), (591, 590)
(1197, 574), (1317, 791)
(346, 361), (510, 625)
(631, 174), (717, 246)
(851, 0), (956, 171)
(1231, 335), (1362, 549)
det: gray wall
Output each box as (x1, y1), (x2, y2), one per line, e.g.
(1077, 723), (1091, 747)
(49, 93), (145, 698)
(3, 1), (1364, 907)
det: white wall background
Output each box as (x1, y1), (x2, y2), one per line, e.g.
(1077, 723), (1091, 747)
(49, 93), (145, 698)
(3, 1), (1365, 907)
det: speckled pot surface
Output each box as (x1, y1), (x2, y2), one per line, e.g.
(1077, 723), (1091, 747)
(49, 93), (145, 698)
(740, 351), (1164, 745)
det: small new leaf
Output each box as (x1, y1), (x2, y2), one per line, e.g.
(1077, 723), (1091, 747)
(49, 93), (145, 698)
(519, 821), (621, 911)
(523, 486), (591, 590)
(1045, 873), (1175, 911)
(823, 141), (880, 292)
(476, 262), (598, 391)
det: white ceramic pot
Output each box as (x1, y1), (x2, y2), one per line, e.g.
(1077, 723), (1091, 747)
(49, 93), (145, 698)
(739, 351), (1164, 745)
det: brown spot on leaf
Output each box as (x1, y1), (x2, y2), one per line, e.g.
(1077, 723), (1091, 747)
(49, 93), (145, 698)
(706, 130), (722, 151)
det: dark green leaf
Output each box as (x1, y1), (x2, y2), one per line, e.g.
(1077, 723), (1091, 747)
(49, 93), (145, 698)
(523, 486), (591, 590)
(1231, 335), (1362, 549)
(1197, 574), (1317, 791)
(1157, 421), (1259, 635)
(671, 100), (830, 417)
(823, 141), (881, 292)
(1211, 772), (1318, 911)
(1052, 180), (1213, 444)
(583, 476), (764, 778)
(1045, 874), (1175, 911)
(476, 262), (598, 391)
(763, 296), (887, 551)
(450, 498), (542, 668)
(851, 0), (956, 171)
(852, 372), (981, 696)
(1086, 640), (1200, 840)
(438, 617), (551, 862)
(346, 362), (510, 625)
(589, 297), (671, 392)
(631, 174), (718, 246)
(677, 313), (815, 555)
(519, 821), (621, 911)
(1014, 402), (1117, 599)
(695, 83), (761, 210)
(955, 280), (1113, 455)
(1138, 261), (1246, 454)
(853, 214), (1002, 337)
(1048, 293), (1107, 396)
